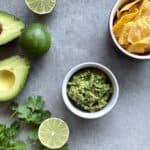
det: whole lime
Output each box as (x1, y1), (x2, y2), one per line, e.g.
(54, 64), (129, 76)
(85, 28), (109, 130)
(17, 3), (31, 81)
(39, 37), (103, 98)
(19, 23), (51, 57)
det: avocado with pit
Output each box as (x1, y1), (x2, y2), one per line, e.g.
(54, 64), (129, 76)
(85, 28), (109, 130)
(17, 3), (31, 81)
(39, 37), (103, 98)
(0, 11), (25, 46)
(0, 56), (30, 101)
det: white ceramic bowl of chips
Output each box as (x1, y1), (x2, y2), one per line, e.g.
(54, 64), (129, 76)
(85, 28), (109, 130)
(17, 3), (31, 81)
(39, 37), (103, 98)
(109, 0), (150, 60)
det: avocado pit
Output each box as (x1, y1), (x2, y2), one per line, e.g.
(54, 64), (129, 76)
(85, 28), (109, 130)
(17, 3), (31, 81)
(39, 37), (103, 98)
(0, 70), (15, 91)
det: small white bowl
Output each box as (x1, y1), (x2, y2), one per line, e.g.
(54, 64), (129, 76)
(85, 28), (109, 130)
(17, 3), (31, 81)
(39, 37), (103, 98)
(62, 62), (119, 119)
(109, 0), (150, 60)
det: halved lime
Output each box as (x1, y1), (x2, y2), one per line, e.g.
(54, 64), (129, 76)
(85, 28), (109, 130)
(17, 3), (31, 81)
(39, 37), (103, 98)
(38, 118), (69, 149)
(25, 0), (56, 15)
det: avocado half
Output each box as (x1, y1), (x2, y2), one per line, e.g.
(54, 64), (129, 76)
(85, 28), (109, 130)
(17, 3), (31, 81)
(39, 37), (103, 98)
(0, 56), (30, 101)
(0, 11), (25, 46)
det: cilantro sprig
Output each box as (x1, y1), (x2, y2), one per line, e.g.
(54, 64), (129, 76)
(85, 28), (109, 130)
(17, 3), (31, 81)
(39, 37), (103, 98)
(0, 96), (68, 150)
(11, 96), (51, 125)
(0, 121), (26, 150)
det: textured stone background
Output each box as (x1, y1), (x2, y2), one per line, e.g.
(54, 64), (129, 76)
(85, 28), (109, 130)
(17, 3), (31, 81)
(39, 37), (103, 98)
(0, 0), (150, 150)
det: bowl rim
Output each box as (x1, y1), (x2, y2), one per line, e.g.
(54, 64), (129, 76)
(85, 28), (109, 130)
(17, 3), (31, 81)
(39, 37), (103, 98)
(109, 0), (150, 60)
(62, 62), (119, 119)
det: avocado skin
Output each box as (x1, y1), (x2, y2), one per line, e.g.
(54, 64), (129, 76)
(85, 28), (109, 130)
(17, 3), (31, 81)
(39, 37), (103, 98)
(0, 56), (30, 101)
(0, 11), (25, 46)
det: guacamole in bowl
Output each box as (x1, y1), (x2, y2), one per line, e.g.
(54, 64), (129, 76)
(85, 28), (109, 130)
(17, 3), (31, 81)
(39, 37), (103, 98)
(67, 69), (113, 112)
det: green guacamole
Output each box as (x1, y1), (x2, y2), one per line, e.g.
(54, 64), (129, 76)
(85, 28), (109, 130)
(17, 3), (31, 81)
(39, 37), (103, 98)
(67, 69), (113, 112)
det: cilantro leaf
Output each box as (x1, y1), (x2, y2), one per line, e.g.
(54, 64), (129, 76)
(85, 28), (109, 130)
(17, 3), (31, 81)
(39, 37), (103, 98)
(40, 110), (51, 123)
(0, 121), (20, 142)
(28, 128), (38, 143)
(15, 105), (31, 119)
(0, 122), (26, 150)
(27, 111), (51, 125)
(27, 112), (43, 124)
(9, 141), (26, 150)
(5, 121), (20, 138)
(26, 96), (45, 111)
(12, 96), (51, 125)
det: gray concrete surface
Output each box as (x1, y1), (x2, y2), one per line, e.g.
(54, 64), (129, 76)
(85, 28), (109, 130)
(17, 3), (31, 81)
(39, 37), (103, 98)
(0, 0), (150, 150)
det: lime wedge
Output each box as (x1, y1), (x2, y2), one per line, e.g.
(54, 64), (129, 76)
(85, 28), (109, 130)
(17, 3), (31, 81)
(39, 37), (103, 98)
(25, 0), (56, 15)
(38, 118), (69, 149)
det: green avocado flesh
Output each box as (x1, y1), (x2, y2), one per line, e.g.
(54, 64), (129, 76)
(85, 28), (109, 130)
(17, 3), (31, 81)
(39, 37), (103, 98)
(67, 69), (113, 112)
(0, 11), (25, 46)
(0, 56), (30, 101)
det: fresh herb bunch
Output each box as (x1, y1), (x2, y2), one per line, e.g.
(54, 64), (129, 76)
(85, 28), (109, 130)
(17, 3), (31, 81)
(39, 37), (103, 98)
(0, 96), (68, 150)
(0, 121), (26, 150)
(11, 96), (51, 125)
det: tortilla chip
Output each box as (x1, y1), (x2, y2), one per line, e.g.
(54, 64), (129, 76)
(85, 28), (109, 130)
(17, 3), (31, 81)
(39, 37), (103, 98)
(127, 37), (150, 53)
(117, 0), (142, 18)
(113, 9), (139, 37)
(113, 0), (150, 54)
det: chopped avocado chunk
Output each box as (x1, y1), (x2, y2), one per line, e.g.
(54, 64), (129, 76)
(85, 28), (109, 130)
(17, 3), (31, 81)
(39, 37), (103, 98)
(0, 56), (30, 101)
(67, 69), (113, 112)
(0, 11), (25, 46)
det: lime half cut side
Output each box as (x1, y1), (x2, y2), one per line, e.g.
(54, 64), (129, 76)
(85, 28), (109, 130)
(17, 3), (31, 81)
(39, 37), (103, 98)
(38, 118), (70, 149)
(25, 0), (56, 15)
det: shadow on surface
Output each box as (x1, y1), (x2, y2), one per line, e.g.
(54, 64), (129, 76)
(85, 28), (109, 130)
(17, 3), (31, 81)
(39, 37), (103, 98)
(0, 39), (23, 60)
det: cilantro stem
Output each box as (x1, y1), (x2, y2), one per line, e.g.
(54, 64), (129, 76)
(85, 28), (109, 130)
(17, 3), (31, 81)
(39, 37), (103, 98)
(5, 111), (17, 124)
